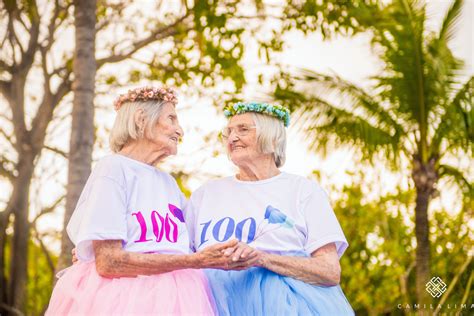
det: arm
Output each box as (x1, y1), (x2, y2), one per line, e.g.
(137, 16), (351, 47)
(93, 239), (238, 278)
(257, 243), (341, 286)
(225, 242), (341, 286)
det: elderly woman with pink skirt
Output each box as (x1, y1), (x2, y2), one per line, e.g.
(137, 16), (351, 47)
(46, 87), (241, 315)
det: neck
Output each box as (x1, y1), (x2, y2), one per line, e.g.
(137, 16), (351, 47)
(236, 156), (280, 181)
(119, 141), (168, 166)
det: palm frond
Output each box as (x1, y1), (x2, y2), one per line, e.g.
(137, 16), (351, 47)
(297, 95), (403, 165)
(367, 0), (429, 158)
(297, 69), (407, 138)
(431, 76), (473, 155)
(438, 0), (463, 44)
(423, 0), (465, 124)
(438, 164), (473, 198)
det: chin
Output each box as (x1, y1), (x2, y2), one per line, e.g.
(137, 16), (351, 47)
(169, 148), (177, 155)
(230, 153), (247, 165)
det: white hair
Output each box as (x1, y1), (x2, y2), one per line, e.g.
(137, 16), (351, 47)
(251, 112), (287, 167)
(109, 100), (167, 152)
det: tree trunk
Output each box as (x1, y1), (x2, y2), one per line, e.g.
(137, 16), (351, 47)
(56, 0), (97, 272)
(9, 152), (35, 311)
(412, 155), (438, 306)
(0, 212), (12, 313)
(414, 186), (431, 305)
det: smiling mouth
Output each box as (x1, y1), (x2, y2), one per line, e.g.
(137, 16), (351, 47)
(231, 146), (245, 151)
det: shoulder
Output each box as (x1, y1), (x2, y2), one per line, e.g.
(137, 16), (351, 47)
(280, 172), (321, 189)
(89, 155), (127, 186)
(190, 176), (233, 199)
(93, 154), (127, 171)
(280, 172), (327, 200)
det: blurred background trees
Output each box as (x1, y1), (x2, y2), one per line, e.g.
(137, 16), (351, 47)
(274, 0), (472, 305)
(0, 0), (471, 315)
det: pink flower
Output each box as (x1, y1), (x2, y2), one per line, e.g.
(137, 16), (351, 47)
(113, 86), (178, 111)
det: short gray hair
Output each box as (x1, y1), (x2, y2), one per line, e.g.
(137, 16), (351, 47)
(109, 100), (166, 152)
(251, 112), (287, 167)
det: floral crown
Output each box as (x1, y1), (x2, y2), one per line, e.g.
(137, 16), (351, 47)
(113, 86), (178, 111)
(223, 101), (290, 127)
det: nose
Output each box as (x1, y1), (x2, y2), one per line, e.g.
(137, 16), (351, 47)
(176, 124), (184, 138)
(227, 129), (240, 144)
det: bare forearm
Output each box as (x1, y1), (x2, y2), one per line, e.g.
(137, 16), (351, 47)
(97, 251), (199, 278)
(93, 239), (239, 278)
(258, 253), (341, 286)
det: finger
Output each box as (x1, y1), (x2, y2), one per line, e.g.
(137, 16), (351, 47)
(239, 246), (256, 259)
(222, 246), (238, 256)
(232, 245), (246, 261)
(214, 239), (239, 251)
(234, 254), (261, 266)
(237, 250), (258, 262)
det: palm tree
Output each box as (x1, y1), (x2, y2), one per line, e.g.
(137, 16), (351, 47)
(275, 0), (472, 305)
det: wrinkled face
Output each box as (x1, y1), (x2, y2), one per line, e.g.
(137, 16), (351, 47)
(225, 113), (262, 167)
(146, 102), (183, 155)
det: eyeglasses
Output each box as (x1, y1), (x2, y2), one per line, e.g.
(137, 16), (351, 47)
(221, 124), (256, 139)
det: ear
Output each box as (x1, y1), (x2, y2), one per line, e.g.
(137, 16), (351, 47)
(134, 108), (145, 131)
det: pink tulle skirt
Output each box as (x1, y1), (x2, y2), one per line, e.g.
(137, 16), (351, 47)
(46, 261), (217, 315)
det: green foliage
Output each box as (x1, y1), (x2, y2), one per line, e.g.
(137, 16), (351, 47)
(26, 239), (57, 316)
(328, 171), (472, 314)
(282, 0), (381, 38)
(429, 205), (473, 306)
(332, 174), (415, 314)
(3, 233), (57, 316)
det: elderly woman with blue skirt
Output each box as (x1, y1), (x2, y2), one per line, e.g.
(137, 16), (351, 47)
(185, 102), (354, 315)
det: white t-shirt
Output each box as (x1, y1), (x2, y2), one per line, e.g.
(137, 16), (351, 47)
(185, 172), (348, 257)
(67, 154), (190, 262)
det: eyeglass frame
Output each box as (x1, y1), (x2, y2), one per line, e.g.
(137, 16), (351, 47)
(221, 124), (257, 139)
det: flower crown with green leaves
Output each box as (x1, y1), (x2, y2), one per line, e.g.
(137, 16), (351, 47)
(223, 101), (290, 127)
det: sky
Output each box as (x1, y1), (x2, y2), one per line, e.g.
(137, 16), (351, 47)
(1, 0), (473, 252)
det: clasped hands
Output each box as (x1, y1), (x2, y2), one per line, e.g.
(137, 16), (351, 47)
(196, 239), (264, 271)
(71, 239), (264, 271)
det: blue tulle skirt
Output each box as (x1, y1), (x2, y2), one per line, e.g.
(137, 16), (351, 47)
(205, 263), (354, 316)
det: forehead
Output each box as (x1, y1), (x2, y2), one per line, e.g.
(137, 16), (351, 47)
(228, 113), (254, 126)
(161, 102), (177, 115)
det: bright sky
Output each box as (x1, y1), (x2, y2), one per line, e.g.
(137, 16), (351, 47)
(1, 1), (472, 253)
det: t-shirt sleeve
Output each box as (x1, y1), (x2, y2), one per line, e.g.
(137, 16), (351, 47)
(300, 180), (348, 258)
(67, 176), (128, 261)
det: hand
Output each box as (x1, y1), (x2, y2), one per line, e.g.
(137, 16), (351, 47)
(196, 239), (239, 269)
(222, 242), (265, 270)
(71, 248), (78, 264)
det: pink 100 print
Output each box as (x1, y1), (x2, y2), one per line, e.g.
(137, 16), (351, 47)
(132, 203), (185, 244)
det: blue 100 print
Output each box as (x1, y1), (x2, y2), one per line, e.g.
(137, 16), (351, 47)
(198, 206), (296, 247)
(199, 217), (256, 246)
